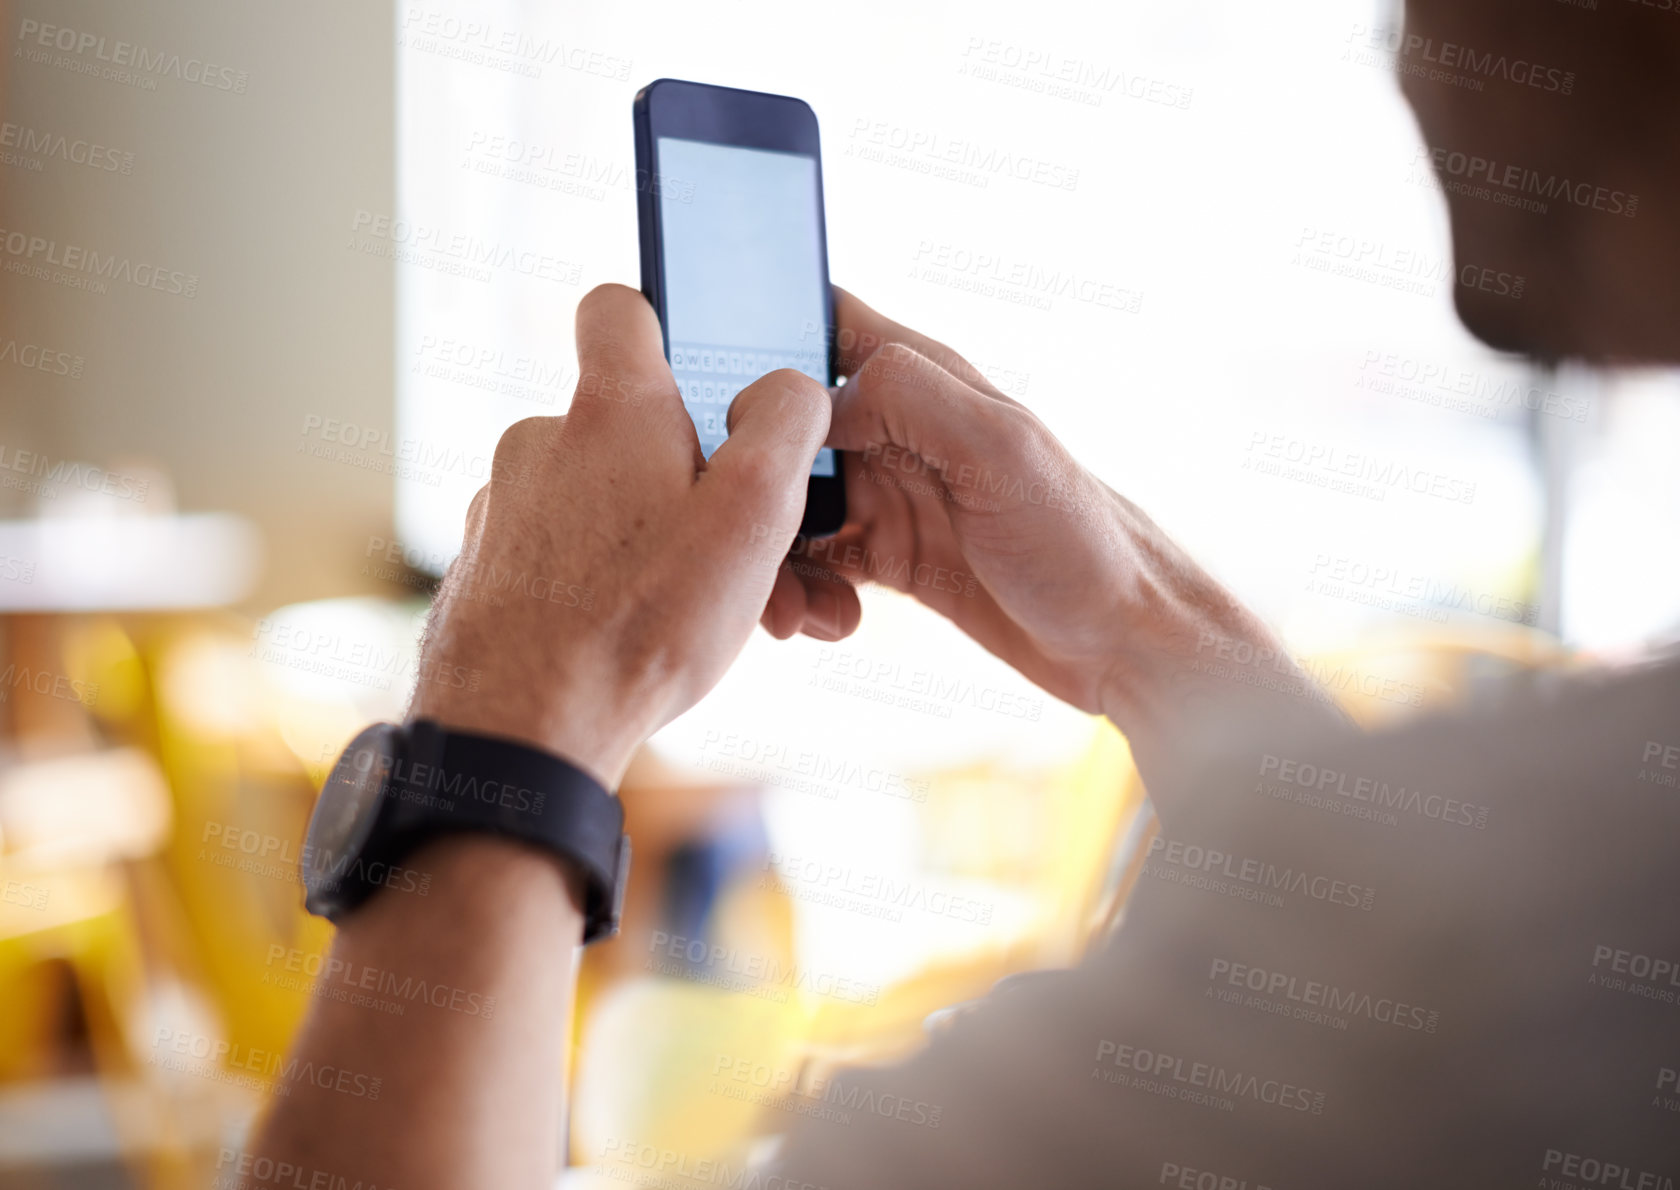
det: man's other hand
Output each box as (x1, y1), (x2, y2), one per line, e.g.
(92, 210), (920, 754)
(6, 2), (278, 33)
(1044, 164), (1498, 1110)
(764, 288), (1303, 777)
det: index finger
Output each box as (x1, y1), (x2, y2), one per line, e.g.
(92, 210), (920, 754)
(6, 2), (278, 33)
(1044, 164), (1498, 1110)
(832, 286), (1016, 404)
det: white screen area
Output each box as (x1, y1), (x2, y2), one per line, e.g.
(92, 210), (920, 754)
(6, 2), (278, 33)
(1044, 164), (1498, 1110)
(657, 136), (835, 477)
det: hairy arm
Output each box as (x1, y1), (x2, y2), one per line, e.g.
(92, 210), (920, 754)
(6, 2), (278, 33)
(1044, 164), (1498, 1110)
(245, 839), (584, 1189)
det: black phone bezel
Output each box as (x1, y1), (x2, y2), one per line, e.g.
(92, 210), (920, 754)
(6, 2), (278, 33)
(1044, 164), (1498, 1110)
(632, 77), (845, 538)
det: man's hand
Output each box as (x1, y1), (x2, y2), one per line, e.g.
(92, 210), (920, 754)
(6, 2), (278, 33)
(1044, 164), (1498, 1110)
(410, 283), (832, 788)
(764, 288), (1319, 781)
(250, 285), (831, 1190)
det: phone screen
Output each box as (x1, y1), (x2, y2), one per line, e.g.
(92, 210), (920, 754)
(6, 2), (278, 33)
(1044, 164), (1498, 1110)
(655, 136), (836, 478)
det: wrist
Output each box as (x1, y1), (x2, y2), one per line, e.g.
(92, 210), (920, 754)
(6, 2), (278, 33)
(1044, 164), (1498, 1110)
(337, 831), (588, 958)
(422, 832), (587, 916)
(1094, 561), (1294, 740)
(408, 606), (644, 788)
(409, 681), (639, 790)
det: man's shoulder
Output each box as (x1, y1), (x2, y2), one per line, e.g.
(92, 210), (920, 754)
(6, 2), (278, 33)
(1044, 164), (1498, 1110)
(769, 653), (1680, 1190)
(1177, 649), (1680, 829)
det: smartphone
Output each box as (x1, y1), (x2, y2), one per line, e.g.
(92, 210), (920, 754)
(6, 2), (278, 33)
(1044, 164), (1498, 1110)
(633, 78), (845, 537)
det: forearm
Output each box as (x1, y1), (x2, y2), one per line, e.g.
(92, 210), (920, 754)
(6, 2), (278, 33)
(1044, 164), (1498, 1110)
(246, 835), (585, 1190)
(1095, 502), (1351, 812)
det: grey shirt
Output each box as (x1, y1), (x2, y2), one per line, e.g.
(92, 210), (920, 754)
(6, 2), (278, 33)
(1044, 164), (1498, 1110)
(772, 656), (1680, 1189)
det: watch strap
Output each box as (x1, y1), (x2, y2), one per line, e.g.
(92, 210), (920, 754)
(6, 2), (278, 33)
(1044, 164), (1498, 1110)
(387, 719), (628, 943)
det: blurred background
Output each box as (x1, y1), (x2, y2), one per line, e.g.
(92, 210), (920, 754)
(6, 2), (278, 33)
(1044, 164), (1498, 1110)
(2, 0), (1678, 1186)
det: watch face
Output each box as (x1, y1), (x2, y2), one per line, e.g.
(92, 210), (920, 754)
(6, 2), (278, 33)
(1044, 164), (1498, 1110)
(302, 723), (400, 915)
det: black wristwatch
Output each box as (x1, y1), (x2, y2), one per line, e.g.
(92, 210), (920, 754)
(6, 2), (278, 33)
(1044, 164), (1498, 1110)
(301, 719), (630, 944)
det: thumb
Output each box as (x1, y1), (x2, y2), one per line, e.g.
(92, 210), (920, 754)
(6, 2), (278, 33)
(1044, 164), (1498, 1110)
(571, 283), (680, 413)
(701, 367), (832, 527)
(833, 287), (1014, 403)
(826, 342), (1008, 471)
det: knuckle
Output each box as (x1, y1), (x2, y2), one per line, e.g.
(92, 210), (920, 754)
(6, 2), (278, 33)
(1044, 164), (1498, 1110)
(727, 453), (782, 496)
(864, 339), (922, 372)
(998, 398), (1049, 439)
(975, 397), (1033, 451)
(945, 354), (992, 392)
(858, 342), (943, 399)
(492, 416), (556, 467)
(460, 485), (491, 540)
(718, 456), (798, 515)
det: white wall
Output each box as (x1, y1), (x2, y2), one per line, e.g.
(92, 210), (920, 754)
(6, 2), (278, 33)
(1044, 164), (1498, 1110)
(0, 0), (394, 608)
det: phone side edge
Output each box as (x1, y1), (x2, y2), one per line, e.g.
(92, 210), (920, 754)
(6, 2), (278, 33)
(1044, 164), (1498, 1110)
(803, 102), (846, 538)
(631, 90), (668, 355)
